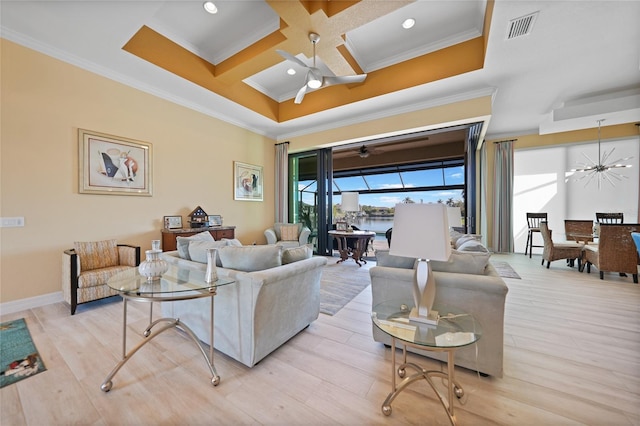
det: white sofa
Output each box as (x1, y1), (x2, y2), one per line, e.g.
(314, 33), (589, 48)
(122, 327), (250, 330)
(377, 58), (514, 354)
(160, 239), (327, 368)
(370, 244), (508, 377)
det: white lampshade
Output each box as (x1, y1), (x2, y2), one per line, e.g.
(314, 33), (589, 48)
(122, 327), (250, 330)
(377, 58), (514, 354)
(341, 192), (360, 212)
(447, 206), (462, 228)
(389, 203), (451, 261)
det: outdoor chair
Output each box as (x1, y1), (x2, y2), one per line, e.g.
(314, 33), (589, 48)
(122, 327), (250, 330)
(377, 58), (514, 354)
(581, 224), (639, 283)
(539, 221), (584, 269)
(63, 240), (140, 315)
(525, 212), (548, 258)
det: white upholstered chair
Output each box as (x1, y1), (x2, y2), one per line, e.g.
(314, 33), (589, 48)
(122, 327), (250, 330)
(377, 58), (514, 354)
(264, 223), (311, 249)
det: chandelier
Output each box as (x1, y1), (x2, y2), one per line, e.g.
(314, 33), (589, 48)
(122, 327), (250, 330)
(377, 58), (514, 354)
(571, 119), (634, 188)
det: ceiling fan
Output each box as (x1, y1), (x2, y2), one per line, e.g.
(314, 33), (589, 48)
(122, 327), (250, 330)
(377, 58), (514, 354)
(357, 145), (382, 158)
(276, 33), (367, 104)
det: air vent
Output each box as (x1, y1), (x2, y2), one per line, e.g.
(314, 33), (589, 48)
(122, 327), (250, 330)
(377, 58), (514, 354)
(507, 12), (538, 39)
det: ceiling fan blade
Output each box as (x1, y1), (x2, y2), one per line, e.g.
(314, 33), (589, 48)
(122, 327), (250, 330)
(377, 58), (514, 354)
(294, 85), (308, 104)
(276, 49), (309, 69)
(323, 74), (367, 87)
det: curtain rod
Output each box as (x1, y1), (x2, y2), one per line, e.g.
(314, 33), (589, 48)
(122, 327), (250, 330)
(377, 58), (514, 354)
(275, 141), (290, 146)
(493, 139), (517, 144)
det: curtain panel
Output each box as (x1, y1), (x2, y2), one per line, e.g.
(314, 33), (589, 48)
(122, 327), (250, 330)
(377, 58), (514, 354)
(275, 142), (289, 223)
(492, 141), (514, 253)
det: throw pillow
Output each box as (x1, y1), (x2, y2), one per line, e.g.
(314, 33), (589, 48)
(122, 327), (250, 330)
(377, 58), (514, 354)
(176, 231), (215, 260)
(280, 224), (299, 241)
(218, 245), (283, 272)
(221, 238), (243, 247)
(430, 250), (491, 275)
(74, 239), (119, 271)
(282, 244), (313, 264)
(188, 240), (229, 265)
(375, 250), (417, 269)
(457, 240), (489, 253)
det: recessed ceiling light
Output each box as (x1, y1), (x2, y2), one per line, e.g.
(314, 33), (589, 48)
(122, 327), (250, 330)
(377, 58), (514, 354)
(402, 18), (415, 29)
(287, 68), (296, 75)
(203, 2), (217, 14)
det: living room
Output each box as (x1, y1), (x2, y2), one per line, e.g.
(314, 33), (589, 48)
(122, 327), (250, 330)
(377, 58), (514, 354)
(2, 1), (640, 424)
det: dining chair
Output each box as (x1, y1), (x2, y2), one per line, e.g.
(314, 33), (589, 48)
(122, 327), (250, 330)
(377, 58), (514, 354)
(595, 212), (624, 224)
(525, 212), (548, 258)
(539, 221), (584, 269)
(564, 219), (595, 244)
(581, 224), (639, 283)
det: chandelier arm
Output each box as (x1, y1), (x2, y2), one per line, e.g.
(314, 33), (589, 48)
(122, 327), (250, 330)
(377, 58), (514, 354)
(600, 147), (615, 165)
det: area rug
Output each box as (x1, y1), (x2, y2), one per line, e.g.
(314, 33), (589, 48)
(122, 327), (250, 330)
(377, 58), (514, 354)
(0, 318), (46, 388)
(491, 261), (521, 279)
(320, 259), (372, 315)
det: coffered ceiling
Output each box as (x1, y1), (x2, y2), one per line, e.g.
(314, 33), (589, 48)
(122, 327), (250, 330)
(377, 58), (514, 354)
(2, 1), (639, 141)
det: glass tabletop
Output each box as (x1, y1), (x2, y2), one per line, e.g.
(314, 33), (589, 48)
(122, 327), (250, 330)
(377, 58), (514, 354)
(107, 264), (235, 296)
(372, 300), (482, 348)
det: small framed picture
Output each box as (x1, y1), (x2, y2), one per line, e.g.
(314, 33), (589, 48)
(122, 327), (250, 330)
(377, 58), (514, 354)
(336, 221), (348, 231)
(208, 215), (222, 226)
(164, 215), (182, 229)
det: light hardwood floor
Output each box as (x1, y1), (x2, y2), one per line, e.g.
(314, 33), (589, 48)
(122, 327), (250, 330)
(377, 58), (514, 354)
(1, 253), (639, 425)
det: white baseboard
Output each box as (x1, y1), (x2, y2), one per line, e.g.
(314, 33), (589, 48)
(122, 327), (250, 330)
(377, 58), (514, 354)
(0, 292), (64, 316)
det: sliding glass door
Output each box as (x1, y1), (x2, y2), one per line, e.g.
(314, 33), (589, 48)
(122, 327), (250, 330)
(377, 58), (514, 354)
(289, 149), (333, 255)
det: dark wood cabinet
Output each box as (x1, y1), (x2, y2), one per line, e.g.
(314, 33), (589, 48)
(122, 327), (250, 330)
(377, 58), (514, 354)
(161, 226), (236, 251)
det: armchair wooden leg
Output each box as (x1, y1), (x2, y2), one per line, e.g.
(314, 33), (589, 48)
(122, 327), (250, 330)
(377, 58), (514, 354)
(546, 261), (550, 269)
(599, 271), (604, 280)
(633, 274), (638, 284)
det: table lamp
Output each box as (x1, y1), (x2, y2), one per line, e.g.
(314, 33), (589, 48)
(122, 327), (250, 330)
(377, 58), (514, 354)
(389, 203), (451, 325)
(341, 192), (360, 231)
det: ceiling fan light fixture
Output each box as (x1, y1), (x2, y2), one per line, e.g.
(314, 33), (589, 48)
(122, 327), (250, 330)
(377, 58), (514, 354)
(203, 2), (217, 14)
(307, 78), (322, 89)
(402, 18), (416, 29)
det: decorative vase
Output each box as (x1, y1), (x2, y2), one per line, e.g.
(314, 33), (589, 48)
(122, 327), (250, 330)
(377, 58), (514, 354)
(138, 249), (169, 281)
(205, 248), (218, 283)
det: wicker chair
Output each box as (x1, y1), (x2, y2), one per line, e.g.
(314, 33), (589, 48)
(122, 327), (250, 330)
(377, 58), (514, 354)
(564, 219), (595, 244)
(63, 240), (140, 315)
(525, 212), (547, 258)
(581, 224), (639, 283)
(539, 221), (584, 269)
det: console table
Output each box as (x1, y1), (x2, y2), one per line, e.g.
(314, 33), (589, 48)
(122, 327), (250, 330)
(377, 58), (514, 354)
(161, 226), (235, 251)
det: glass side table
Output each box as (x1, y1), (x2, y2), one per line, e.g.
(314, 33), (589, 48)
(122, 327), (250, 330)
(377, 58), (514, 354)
(100, 264), (235, 392)
(372, 300), (482, 425)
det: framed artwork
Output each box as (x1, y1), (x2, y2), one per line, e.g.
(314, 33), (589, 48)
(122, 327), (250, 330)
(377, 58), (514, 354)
(78, 128), (152, 196)
(208, 215), (223, 226)
(336, 221), (348, 231)
(234, 161), (263, 201)
(164, 216), (182, 229)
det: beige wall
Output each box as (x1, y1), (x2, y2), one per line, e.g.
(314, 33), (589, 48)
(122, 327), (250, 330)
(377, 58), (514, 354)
(1, 40), (276, 304)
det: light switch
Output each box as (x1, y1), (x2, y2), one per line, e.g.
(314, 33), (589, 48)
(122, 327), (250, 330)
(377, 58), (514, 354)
(0, 217), (25, 227)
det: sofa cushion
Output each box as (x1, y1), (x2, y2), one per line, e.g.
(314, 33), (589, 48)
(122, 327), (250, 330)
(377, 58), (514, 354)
(188, 240), (229, 265)
(457, 239), (489, 253)
(282, 245), (313, 264)
(375, 250), (417, 269)
(218, 245), (283, 272)
(430, 250), (491, 275)
(74, 239), (119, 271)
(176, 231), (215, 260)
(280, 224), (299, 241)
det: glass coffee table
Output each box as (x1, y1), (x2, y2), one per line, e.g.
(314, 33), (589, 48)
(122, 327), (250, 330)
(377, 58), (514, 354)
(372, 301), (482, 425)
(100, 264), (234, 392)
